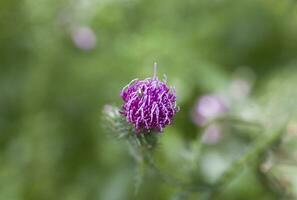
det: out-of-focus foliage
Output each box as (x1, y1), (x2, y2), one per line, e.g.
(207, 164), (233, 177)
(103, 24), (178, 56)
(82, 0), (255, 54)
(1, 0), (297, 199)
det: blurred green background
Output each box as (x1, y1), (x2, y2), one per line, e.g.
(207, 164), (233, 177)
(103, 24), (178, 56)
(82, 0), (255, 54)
(1, 0), (297, 199)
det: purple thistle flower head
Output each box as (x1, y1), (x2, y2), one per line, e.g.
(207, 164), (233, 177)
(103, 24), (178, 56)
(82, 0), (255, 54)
(120, 63), (179, 133)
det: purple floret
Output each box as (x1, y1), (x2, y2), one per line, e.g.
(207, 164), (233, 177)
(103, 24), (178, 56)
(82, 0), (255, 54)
(120, 64), (178, 133)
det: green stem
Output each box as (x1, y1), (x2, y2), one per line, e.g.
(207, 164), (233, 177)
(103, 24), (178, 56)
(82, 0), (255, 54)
(207, 123), (287, 199)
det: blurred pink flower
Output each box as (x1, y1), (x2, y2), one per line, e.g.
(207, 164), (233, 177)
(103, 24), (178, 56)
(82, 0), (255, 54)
(72, 26), (97, 50)
(192, 94), (227, 126)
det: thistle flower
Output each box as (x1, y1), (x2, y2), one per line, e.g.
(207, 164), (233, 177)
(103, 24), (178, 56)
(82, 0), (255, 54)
(120, 63), (179, 133)
(192, 94), (228, 126)
(71, 26), (96, 50)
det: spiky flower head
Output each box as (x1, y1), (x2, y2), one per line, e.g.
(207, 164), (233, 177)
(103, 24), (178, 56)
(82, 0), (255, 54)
(120, 63), (179, 133)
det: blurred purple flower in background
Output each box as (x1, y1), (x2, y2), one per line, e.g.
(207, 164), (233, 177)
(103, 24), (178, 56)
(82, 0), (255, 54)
(120, 63), (179, 133)
(192, 94), (228, 126)
(71, 26), (97, 50)
(202, 124), (222, 145)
